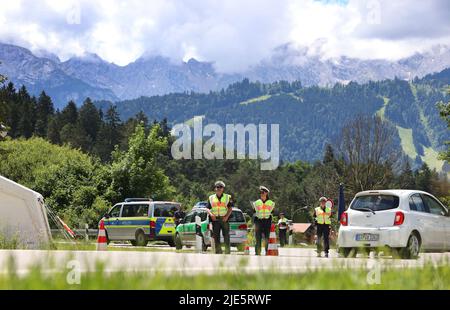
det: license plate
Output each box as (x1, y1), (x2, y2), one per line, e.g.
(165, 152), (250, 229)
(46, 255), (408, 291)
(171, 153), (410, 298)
(164, 223), (175, 227)
(355, 233), (379, 241)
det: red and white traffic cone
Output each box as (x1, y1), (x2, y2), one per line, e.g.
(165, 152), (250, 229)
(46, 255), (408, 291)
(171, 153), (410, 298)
(266, 224), (279, 256)
(243, 239), (250, 255)
(96, 220), (107, 251)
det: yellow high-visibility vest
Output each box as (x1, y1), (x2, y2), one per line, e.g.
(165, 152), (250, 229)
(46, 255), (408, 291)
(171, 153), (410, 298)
(278, 217), (288, 229)
(254, 199), (275, 219)
(315, 206), (331, 225)
(209, 194), (231, 216)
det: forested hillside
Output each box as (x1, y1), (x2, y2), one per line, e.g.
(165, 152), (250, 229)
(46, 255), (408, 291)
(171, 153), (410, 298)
(97, 70), (450, 174)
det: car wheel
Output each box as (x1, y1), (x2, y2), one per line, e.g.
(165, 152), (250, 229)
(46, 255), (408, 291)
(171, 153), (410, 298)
(400, 233), (421, 259)
(339, 247), (356, 258)
(175, 233), (183, 250)
(167, 239), (176, 247)
(105, 231), (110, 245)
(202, 238), (208, 252)
(135, 230), (148, 247)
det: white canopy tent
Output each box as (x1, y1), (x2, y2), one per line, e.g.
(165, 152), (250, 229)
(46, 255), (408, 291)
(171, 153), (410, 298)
(0, 175), (52, 248)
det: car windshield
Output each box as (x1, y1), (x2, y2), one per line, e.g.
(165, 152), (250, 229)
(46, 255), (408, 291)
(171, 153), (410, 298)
(153, 203), (180, 217)
(194, 201), (208, 208)
(351, 195), (399, 212)
(196, 210), (208, 221)
(184, 212), (194, 223)
(228, 210), (245, 222)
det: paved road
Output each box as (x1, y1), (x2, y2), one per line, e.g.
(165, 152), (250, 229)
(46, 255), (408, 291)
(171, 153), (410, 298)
(1, 247), (448, 275)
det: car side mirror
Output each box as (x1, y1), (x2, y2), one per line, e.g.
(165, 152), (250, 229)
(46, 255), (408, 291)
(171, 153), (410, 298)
(180, 218), (185, 224)
(104, 213), (110, 219)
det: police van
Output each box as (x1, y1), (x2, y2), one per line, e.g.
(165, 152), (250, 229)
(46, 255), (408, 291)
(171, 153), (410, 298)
(101, 198), (180, 247)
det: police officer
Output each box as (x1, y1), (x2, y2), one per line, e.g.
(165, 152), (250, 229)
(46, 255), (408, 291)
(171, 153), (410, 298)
(277, 212), (289, 247)
(314, 197), (332, 257)
(174, 205), (186, 227)
(253, 186), (275, 255)
(206, 181), (233, 254)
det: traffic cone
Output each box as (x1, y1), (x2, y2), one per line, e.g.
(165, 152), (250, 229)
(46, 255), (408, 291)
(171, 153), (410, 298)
(243, 239), (250, 255)
(96, 220), (107, 251)
(266, 224), (279, 256)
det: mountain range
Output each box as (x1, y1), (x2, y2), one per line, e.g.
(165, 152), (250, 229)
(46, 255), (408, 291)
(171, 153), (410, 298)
(1, 42), (450, 109)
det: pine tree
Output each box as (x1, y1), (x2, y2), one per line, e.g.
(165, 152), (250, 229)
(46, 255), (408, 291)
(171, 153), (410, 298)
(105, 105), (121, 129)
(60, 123), (92, 151)
(35, 91), (54, 137)
(0, 61), (6, 85)
(61, 101), (78, 125)
(78, 98), (101, 144)
(120, 111), (149, 149)
(93, 105), (122, 162)
(438, 99), (449, 162)
(17, 86), (36, 138)
(135, 111), (149, 127)
(415, 163), (432, 193)
(323, 144), (335, 164)
(47, 113), (61, 144)
(0, 84), (9, 130)
(398, 160), (415, 189)
(18, 100), (35, 138)
(3, 82), (19, 137)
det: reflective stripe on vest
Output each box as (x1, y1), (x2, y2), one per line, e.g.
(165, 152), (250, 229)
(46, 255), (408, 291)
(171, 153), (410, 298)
(278, 218), (288, 229)
(254, 199), (275, 219)
(315, 207), (331, 225)
(209, 194), (230, 216)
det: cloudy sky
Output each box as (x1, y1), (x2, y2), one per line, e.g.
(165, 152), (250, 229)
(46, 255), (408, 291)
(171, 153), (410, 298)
(0, 0), (449, 72)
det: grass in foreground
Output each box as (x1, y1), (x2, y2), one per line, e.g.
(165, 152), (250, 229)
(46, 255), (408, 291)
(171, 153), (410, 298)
(53, 241), (177, 252)
(0, 263), (448, 290)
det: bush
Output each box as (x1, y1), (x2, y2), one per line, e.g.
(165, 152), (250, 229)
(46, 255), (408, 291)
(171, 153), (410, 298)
(0, 138), (113, 228)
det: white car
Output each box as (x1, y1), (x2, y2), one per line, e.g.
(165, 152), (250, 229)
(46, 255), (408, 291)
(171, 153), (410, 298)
(337, 190), (450, 259)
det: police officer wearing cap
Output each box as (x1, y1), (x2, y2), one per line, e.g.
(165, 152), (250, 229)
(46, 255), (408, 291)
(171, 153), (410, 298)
(277, 212), (289, 247)
(314, 197), (332, 257)
(206, 181), (233, 254)
(253, 186), (275, 255)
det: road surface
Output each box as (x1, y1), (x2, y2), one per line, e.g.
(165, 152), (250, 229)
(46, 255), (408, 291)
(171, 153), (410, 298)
(0, 247), (448, 275)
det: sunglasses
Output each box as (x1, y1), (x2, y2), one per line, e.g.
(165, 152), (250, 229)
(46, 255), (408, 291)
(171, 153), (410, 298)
(215, 186), (224, 189)
(260, 190), (268, 194)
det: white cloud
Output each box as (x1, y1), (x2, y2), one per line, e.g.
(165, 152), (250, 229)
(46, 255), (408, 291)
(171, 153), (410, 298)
(0, 0), (449, 72)
(288, 0), (450, 60)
